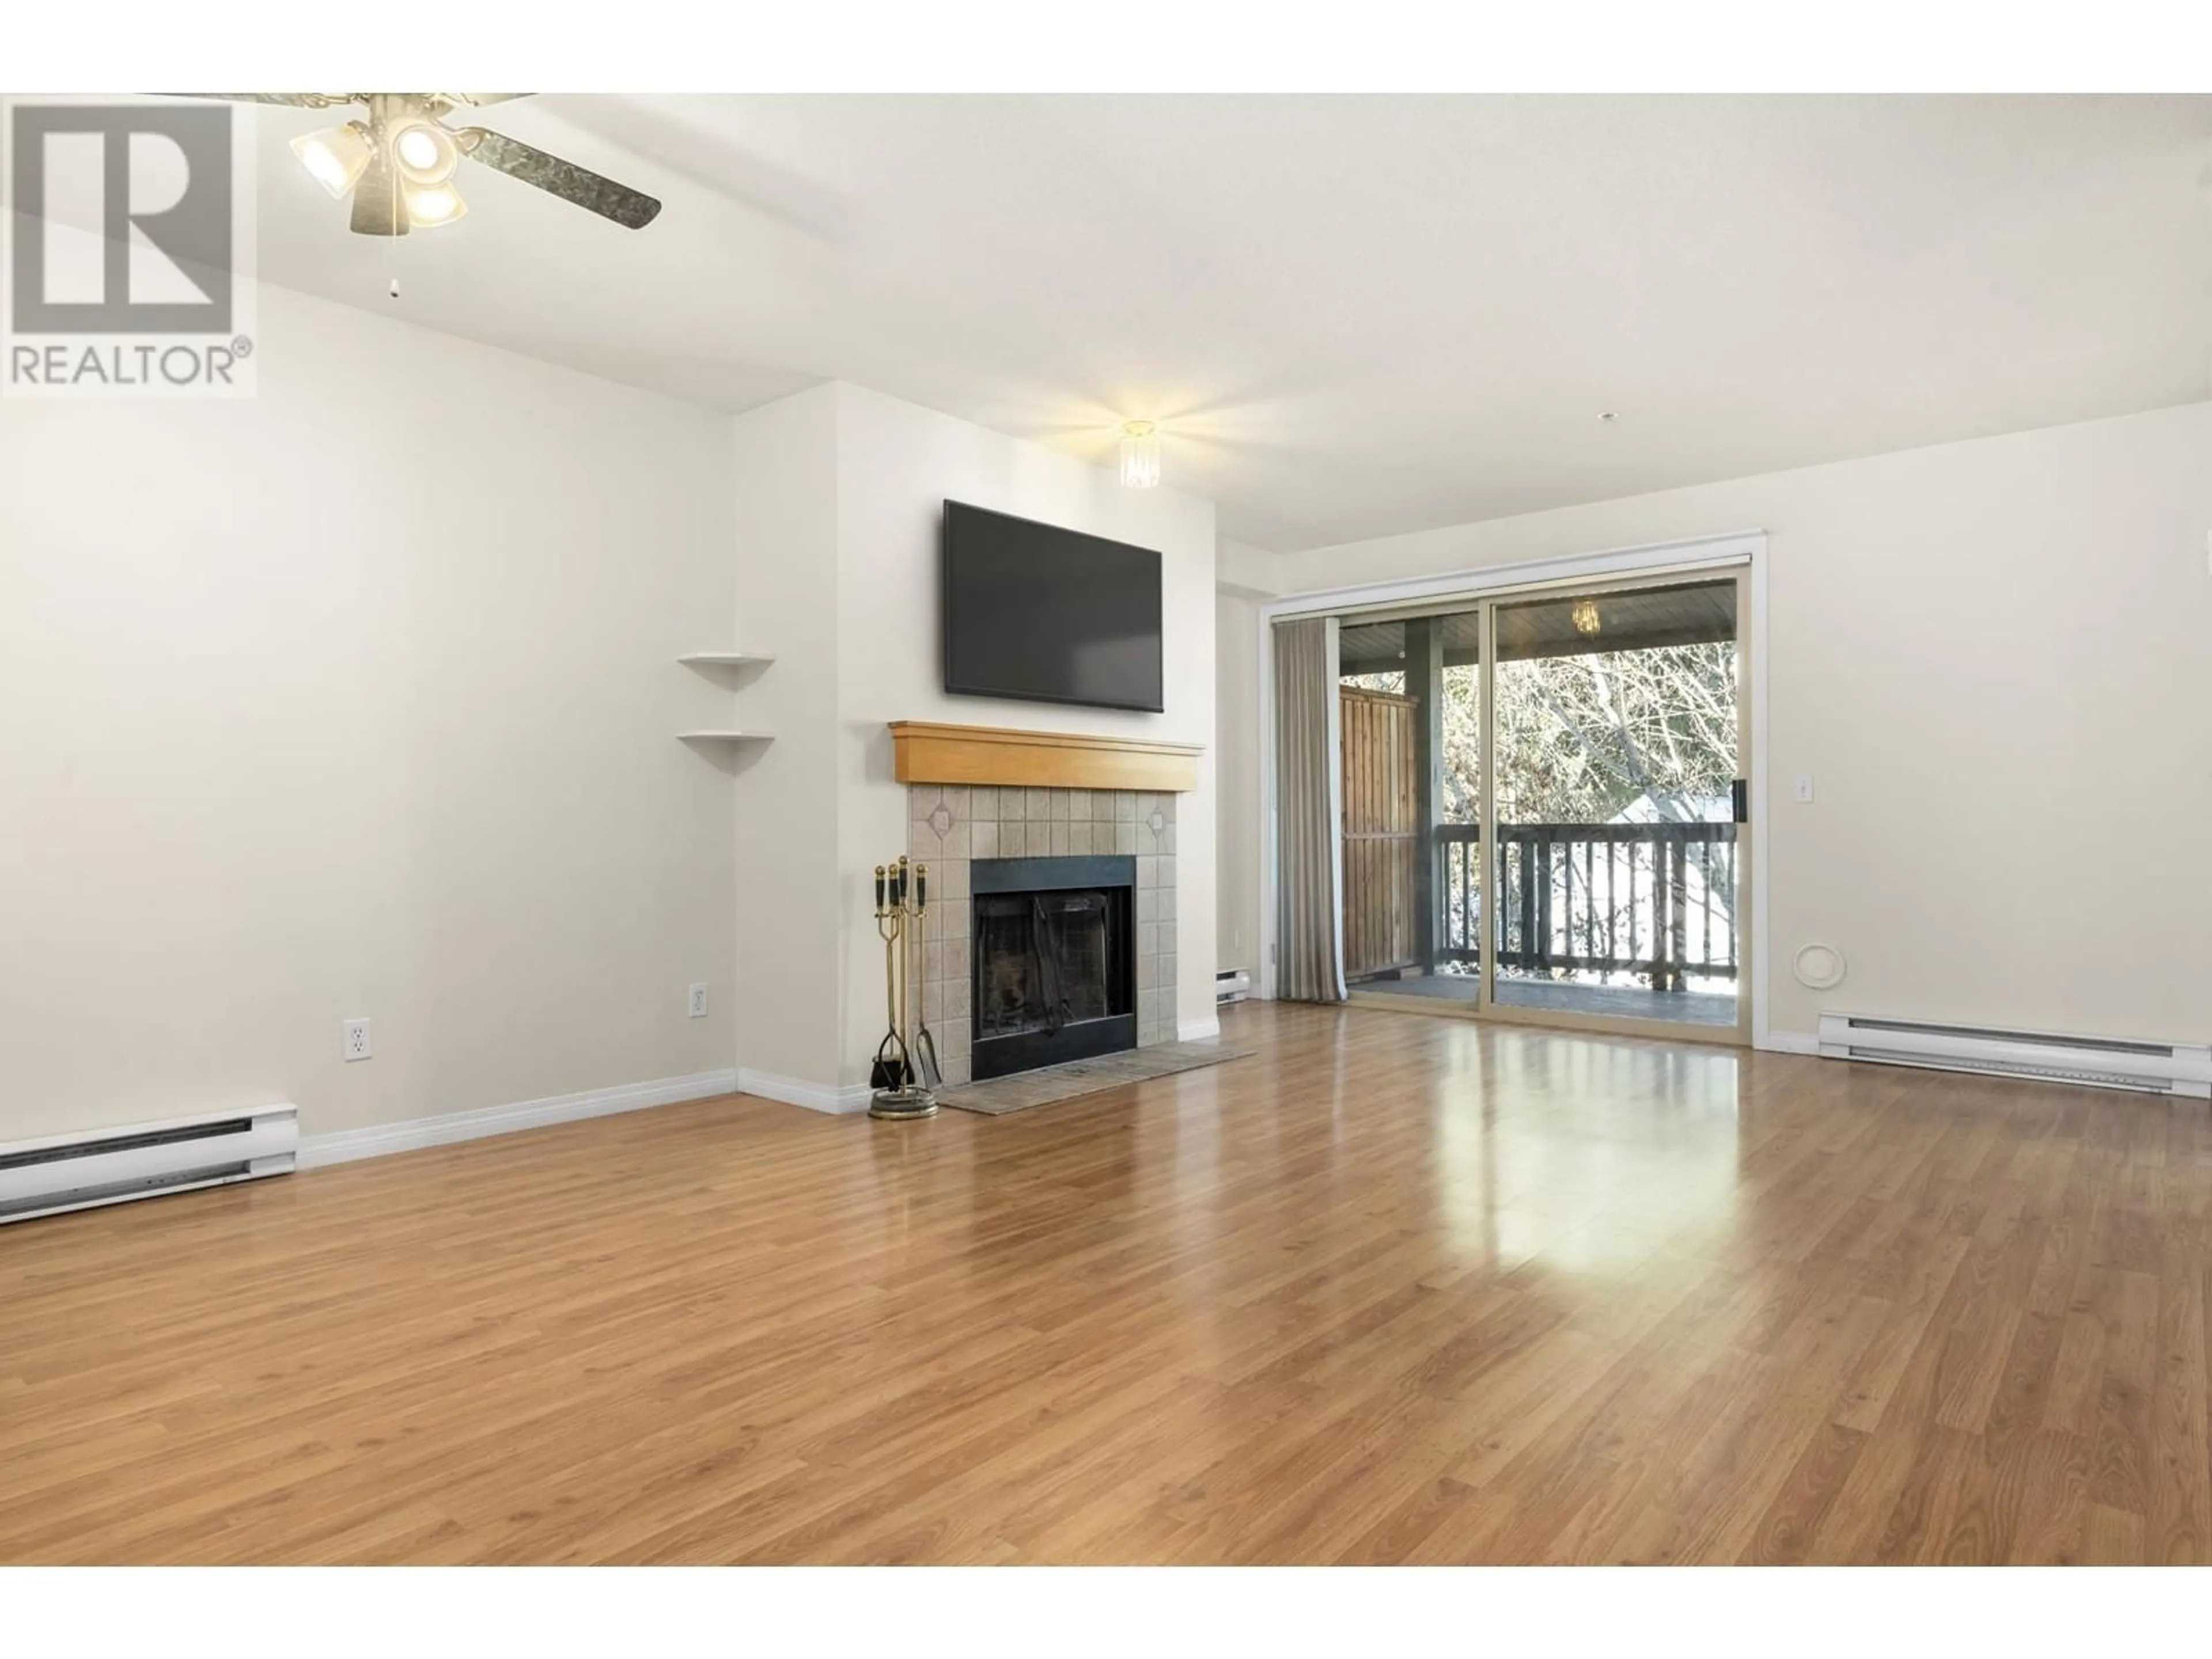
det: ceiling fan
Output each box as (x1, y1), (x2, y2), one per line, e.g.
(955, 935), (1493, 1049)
(194, 93), (662, 236)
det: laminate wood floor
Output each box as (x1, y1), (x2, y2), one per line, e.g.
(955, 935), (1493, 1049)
(3, 1002), (2208, 1564)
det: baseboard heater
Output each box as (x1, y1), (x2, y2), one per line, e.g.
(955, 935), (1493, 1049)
(1217, 967), (1252, 1004)
(1817, 1014), (2211, 1099)
(0, 1104), (300, 1225)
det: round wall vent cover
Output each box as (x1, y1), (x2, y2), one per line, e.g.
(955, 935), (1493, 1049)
(1792, 943), (1847, 990)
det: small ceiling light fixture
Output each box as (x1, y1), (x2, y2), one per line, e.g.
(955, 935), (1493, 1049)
(1119, 419), (1161, 489)
(1598, 411), (1620, 423)
(402, 180), (468, 227)
(389, 118), (461, 185)
(1571, 597), (1602, 636)
(290, 123), (375, 199)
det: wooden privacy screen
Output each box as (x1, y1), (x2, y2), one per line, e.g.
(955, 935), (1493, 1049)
(1339, 687), (1420, 979)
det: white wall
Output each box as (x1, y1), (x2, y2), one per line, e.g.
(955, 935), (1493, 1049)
(0, 285), (739, 1144)
(729, 387), (844, 1094)
(1225, 401), (2212, 1044)
(1214, 538), (1279, 980)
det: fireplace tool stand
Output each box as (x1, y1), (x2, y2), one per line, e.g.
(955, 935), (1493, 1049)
(868, 854), (938, 1120)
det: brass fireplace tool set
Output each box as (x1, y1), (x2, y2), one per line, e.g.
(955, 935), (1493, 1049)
(868, 854), (939, 1120)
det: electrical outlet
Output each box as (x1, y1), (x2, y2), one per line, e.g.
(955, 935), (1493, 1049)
(342, 1018), (372, 1062)
(688, 983), (709, 1019)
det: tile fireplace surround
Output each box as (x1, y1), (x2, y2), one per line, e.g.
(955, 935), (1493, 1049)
(907, 785), (1177, 1088)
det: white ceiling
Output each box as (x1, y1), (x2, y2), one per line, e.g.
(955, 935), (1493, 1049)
(246, 95), (2212, 553)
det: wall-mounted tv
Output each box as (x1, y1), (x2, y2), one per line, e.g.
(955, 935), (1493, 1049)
(941, 501), (1164, 714)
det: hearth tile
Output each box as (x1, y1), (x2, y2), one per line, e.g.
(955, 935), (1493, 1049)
(971, 820), (999, 859)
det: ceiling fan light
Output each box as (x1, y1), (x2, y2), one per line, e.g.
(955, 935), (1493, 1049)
(390, 119), (460, 185)
(1119, 420), (1161, 490)
(290, 123), (373, 198)
(403, 180), (468, 229)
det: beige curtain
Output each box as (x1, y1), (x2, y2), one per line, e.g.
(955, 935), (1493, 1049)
(1274, 617), (1346, 1002)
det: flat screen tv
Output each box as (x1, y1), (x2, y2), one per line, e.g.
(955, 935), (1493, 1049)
(941, 501), (1164, 713)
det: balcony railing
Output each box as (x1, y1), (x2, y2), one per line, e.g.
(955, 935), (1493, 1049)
(1435, 821), (1738, 990)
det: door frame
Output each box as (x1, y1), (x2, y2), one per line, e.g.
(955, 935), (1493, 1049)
(1257, 529), (1772, 1051)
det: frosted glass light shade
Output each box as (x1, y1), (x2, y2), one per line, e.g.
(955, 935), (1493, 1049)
(391, 120), (460, 185)
(404, 180), (468, 228)
(291, 123), (374, 199)
(1119, 420), (1160, 489)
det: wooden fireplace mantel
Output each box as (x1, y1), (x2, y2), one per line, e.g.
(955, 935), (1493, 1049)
(889, 721), (1202, 793)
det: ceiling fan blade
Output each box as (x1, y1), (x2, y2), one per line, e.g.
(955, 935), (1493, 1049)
(172, 93), (353, 107)
(433, 93), (533, 112)
(459, 128), (661, 229)
(349, 150), (408, 237)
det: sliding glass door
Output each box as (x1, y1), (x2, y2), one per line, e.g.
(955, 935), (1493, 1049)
(1328, 570), (1749, 1040)
(1487, 577), (1746, 1035)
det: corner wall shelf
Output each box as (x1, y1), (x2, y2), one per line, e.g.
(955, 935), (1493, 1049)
(678, 652), (774, 748)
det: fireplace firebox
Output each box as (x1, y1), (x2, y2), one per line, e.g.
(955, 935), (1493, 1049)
(970, 855), (1137, 1081)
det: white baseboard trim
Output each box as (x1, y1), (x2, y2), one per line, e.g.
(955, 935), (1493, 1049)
(298, 1067), (739, 1170)
(1179, 1016), (1222, 1043)
(1756, 1029), (1821, 1056)
(737, 1068), (874, 1115)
